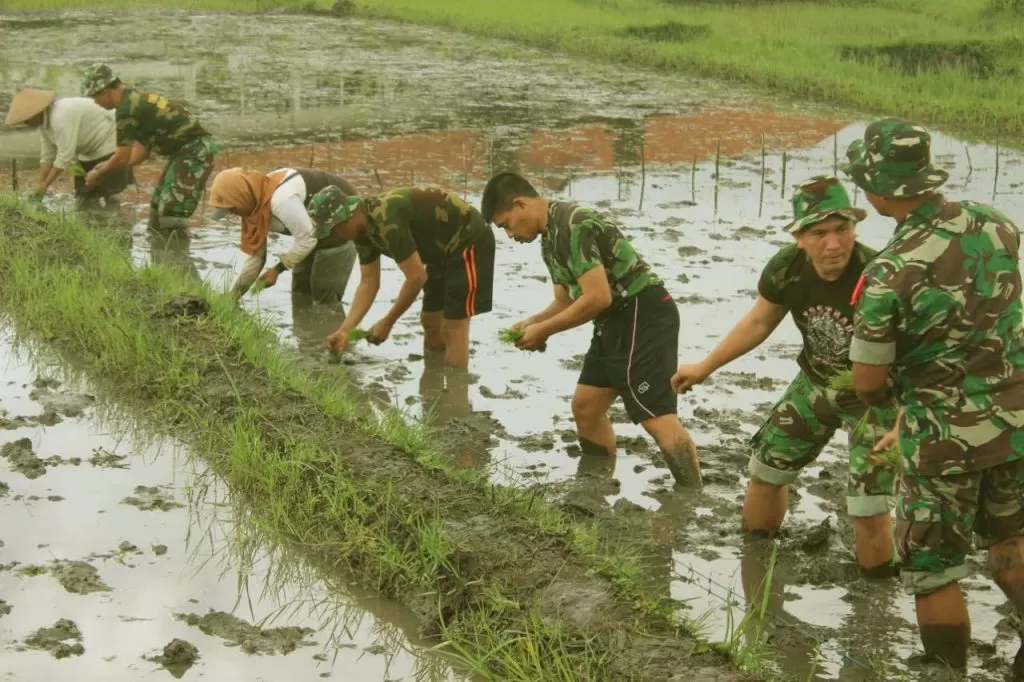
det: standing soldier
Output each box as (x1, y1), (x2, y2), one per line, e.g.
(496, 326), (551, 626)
(846, 118), (1024, 676)
(3, 87), (133, 204)
(80, 63), (217, 231)
(480, 171), (701, 488)
(308, 185), (496, 371)
(207, 166), (358, 304)
(671, 175), (897, 576)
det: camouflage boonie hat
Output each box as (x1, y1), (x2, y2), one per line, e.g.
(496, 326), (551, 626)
(842, 118), (949, 198)
(308, 185), (361, 230)
(785, 175), (867, 234)
(81, 63), (118, 97)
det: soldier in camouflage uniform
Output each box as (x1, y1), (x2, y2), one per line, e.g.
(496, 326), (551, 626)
(81, 63), (217, 231)
(481, 172), (701, 489)
(308, 185), (496, 370)
(845, 118), (1024, 676)
(672, 176), (898, 576)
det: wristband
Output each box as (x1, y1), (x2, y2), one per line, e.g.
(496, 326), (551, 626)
(274, 262), (287, 274)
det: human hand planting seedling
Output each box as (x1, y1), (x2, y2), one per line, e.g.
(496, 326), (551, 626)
(514, 324), (550, 352)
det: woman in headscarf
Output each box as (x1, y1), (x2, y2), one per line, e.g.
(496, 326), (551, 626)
(207, 166), (359, 304)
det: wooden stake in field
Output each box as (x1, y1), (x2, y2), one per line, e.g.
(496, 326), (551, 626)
(833, 133), (838, 176)
(781, 150), (787, 198)
(964, 144), (974, 185)
(638, 134), (646, 212)
(10, 159), (16, 192)
(373, 168), (384, 190)
(690, 156), (696, 204)
(714, 141), (721, 217)
(758, 133), (766, 218)
(993, 138), (1001, 200)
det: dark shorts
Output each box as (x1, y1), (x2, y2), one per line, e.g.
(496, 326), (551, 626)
(578, 284), (679, 424)
(73, 154), (134, 199)
(422, 227), (496, 320)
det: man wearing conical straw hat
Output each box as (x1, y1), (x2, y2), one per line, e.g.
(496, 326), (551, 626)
(81, 63), (217, 232)
(672, 175), (898, 576)
(4, 87), (133, 203)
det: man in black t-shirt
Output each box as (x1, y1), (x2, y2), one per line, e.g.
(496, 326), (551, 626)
(672, 175), (898, 578)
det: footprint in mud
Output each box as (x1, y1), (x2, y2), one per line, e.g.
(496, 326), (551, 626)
(121, 486), (183, 512)
(144, 638), (200, 679)
(1, 438), (45, 479)
(174, 610), (316, 655)
(21, 618), (85, 659)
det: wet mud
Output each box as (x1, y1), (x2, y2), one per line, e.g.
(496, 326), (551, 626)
(1, 8), (1024, 682)
(175, 610), (317, 655)
(0, 338), (462, 681)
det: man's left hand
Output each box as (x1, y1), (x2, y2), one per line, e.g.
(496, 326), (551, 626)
(515, 323), (550, 351)
(368, 319), (393, 345)
(258, 268), (279, 288)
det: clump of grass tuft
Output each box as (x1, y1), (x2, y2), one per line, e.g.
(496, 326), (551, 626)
(347, 328), (371, 344)
(68, 163), (87, 177)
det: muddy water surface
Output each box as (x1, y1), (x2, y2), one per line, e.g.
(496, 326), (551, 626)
(0, 332), (461, 681)
(3, 9), (1024, 682)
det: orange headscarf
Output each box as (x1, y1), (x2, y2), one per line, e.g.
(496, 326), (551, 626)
(208, 167), (291, 255)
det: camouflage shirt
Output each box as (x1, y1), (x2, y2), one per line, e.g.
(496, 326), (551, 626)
(759, 242), (877, 387)
(115, 88), (208, 157)
(356, 187), (489, 266)
(850, 194), (1024, 476)
(541, 201), (662, 315)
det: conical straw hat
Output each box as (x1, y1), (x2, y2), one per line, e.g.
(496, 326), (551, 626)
(4, 88), (56, 126)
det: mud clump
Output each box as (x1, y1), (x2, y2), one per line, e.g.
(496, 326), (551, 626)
(155, 295), (210, 319)
(89, 447), (128, 469)
(175, 610), (316, 655)
(1, 438), (45, 479)
(121, 486), (183, 512)
(23, 619), (84, 659)
(28, 385), (95, 418)
(0, 599), (11, 617)
(145, 638), (200, 678)
(153, 544), (168, 556)
(0, 480), (8, 496)
(52, 560), (111, 595)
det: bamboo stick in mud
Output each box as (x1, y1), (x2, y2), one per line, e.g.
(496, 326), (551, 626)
(638, 134), (646, 213)
(993, 138), (1000, 200)
(373, 168), (383, 190)
(10, 159), (16, 192)
(781, 150), (787, 198)
(690, 156), (696, 204)
(758, 133), (766, 218)
(714, 140), (720, 216)
(833, 132), (838, 176)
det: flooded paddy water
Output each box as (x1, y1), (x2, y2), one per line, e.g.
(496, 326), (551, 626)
(0, 331), (463, 680)
(3, 8), (1024, 682)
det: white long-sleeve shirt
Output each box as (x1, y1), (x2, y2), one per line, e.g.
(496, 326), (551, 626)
(233, 170), (320, 292)
(39, 97), (117, 170)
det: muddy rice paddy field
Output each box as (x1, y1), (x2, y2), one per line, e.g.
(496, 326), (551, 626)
(3, 9), (1024, 682)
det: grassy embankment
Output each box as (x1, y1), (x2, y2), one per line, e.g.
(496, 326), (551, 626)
(0, 194), (783, 680)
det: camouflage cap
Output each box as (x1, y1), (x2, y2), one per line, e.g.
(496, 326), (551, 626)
(81, 63), (119, 97)
(841, 118), (948, 199)
(785, 175), (867, 234)
(307, 185), (361, 229)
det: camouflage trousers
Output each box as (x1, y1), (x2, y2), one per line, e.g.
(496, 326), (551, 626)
(896, 460), (1024, 595)
(149, 135), (217, 223)
(748, 371), (898, 517)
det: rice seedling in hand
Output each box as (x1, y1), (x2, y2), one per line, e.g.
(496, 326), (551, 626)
(498, 328), (524, 344)
(827, 369), (854, 391)
(68, 162), (87, 177)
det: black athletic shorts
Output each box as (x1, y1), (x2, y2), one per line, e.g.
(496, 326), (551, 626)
(422, 227), (496, 320)
(578, 284), (680, 424)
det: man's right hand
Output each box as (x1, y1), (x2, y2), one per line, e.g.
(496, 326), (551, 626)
(671, 363), (711, 394)
(511, 318), (532, 333)
(326, 328), (350, 354)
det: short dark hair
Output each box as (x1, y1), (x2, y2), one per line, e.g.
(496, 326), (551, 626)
(481, 172), (538, 224)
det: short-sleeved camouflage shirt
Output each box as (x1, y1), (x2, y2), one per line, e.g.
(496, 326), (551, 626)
(356, 187), (488, 266)
(850, 194), (1024, 476)
(541, 201), (662, 313)
(115, 88), (208, 157)
(759, 242), (877, 387)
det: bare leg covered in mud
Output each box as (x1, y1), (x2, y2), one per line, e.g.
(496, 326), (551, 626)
(641, 414), (702, 490)
(989, 536), (1024, 678)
